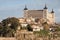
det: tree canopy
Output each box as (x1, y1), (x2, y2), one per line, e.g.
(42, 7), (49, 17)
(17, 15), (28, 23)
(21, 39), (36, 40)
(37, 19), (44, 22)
(0, 17), (20, 37)
(26, 24), (33, 31)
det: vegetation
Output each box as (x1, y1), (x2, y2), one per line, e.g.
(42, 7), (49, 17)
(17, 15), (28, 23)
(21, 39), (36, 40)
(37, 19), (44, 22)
(33, 30), (49, 37)
(0, 17), (20, 37)
(33, 29), (49, 40)
(0, 23), (3, 36)
(26, 24), (33, 31)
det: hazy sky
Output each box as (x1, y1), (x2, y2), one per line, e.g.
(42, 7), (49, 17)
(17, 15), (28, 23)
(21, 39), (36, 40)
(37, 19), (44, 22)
(0, 0), (60, 23)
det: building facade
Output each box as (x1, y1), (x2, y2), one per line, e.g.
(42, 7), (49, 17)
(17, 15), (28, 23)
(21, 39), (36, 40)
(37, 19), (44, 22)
(24, 5), (55, 24)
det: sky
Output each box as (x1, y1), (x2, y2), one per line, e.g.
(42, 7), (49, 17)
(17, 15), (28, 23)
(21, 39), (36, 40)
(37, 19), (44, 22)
(0, 0), (60, 23)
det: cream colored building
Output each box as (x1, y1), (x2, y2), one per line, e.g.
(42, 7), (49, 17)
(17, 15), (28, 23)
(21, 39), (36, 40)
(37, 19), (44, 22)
(31, 24), (43, 31)
(24, 5), (55, 24)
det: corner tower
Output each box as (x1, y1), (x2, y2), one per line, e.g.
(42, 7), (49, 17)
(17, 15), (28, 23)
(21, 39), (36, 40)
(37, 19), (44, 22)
(43, 4), (48, 21)
(51, 9), (55, 24)
(51, 9), (54, 18)
(24, 5), (28, 18)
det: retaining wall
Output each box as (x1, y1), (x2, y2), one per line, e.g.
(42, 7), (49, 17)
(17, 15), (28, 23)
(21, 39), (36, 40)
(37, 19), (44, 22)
(0, 37), (16, 40)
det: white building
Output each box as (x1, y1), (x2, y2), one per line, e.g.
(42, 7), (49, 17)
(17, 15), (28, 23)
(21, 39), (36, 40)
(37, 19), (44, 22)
(31, 24), (43, 31)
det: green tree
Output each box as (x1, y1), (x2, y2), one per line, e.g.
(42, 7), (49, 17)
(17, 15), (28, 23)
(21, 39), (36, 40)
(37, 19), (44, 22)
(1, 17), (20, 37)
(2, 26), (14, 37)
(0, 23), (3, 36)
(33, 30), (49, 40)
(2, 17), (20, 30)
(26, 24), (33, 31)
(34, 30), (49, 37)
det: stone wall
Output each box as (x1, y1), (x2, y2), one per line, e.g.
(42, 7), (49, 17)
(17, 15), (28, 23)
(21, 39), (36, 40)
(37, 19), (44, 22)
(16, 30), (48, 40)
(0, 36), (60, 40)
(16, 30), (60, 40)
(0, 37), (16, 40)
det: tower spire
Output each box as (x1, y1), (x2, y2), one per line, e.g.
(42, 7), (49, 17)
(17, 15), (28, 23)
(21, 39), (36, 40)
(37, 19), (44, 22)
(24, 5), (28, 10)
(51, 9), (54, 13)
(44, 4), (48, 9)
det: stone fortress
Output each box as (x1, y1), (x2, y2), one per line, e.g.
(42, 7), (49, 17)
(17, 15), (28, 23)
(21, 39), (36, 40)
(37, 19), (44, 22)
(24, 4), (55, 24)
(18, 4), (55, 31)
